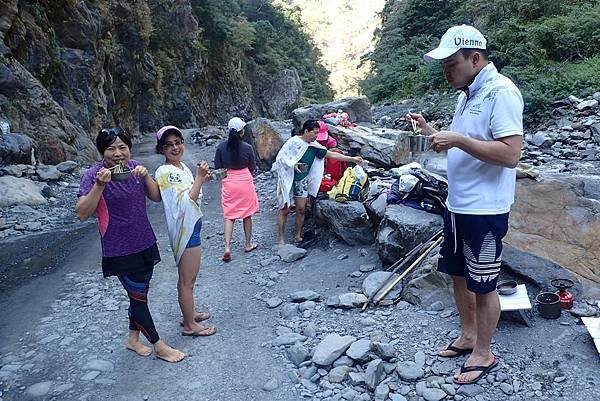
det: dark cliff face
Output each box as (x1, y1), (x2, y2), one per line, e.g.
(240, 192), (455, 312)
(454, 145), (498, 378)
(0, 0), (308, 164)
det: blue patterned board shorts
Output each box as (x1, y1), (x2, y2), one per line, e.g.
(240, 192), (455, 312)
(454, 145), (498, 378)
(292, 176), (309, 198)
(438, 209), (509, 294)
(186, 218), (203, 248)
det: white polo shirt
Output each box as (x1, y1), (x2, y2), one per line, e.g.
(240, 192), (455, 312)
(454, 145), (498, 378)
(447, 62), (523, 215)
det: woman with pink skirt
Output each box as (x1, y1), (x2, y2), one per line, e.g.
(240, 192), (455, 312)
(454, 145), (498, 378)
(214, 117), (260, 262)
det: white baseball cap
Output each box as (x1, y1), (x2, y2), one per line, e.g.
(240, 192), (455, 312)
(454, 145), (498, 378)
(423, 25), (486, 62)
(228, 117), (246, 132)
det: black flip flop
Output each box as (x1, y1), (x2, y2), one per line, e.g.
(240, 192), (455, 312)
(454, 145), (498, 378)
(439, 341), (473, 358)
(454, 357), (499, 385)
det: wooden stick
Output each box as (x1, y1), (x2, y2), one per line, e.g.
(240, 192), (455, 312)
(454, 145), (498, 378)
(373, 236), (444, 306)
(360, 229), (442, 312)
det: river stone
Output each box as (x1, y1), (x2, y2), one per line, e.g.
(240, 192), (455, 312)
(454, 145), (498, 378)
(329, 366), (352, 383)
(327, 292), (368, 309)
(372, 341), (396, 360)
(36, 165), (62, 181)
(376, 204), (442, 265)
(314, 200), (374, 245)
(333, 355), (354, 367)
(265, 297), (283, 308)
(396, 361), (424, 381)
(0, 132), (34, 165)
(346, 338), (372, 362)
(375, 383), (390, 401)
(348, 371), (366, 386)
(278, 244), (307, 262)
(365, 359), (386, 390)
(83, 359), (114, 372)
(457, 384), (483, 397)
(287, 344), (310, 367)
(262, 378), (279, 391)
(0, 176), (47, 207)
(312, 333), (356, 366)
(389, 395), (408, 401)
(423, 388), (447, 401)
(25, 381), (53, 398)
(273, 333), (307, 346)
(362, 271), (402, 302)
(290, 290), (320, 302)
(56, 160), (78, 173)
(576, 99), (598, 110)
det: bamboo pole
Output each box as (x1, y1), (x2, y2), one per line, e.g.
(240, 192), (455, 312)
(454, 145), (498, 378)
(360, 229), (442, 311)
(373, 236), (444, 306)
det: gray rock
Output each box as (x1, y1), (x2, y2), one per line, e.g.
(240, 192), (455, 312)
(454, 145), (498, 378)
(423, 388), (446, 401)
(262, 378), (279, 391)
(36, 165), (62, 181)
(290, 290), (321, 302)
(333, 355), (355, 367)
(375, 383), (390, 401)
(457, 384), (483, 397)
(273, 333), (307, 346)
(312, 333), (356, 366)
(441, 384), (456, 396)
(577, 99), (598, 110)
(500, 382), (514, 395)
(329, 366), (352, 383)
(429, 301), (444, 311)
(528, 131), (554, 149)
(287, 344), (310, 367)
(396, 361), (424, 381)
(362, 271), (402, 303)
(298, 300), (316, 312)
(376, 205), (442, 265)
(372, 342), (396, 360)
(348, 372), (366, 386)
(292, 96), (373, 131)
(569, 304), (597, 317)
(83, 359), (114, 372)
(278, 244), (307, 262)
(0, 165), (22, 177)
(265, 297), (283, 308)
(56, 160), (78, 173)
(245, 118), (291, 170)
(280, 303), (299, 319)
(327, 293), (368, 309)
(300, 378), (318, 391)
(0, 132), (34, 165)
(389, 395), (408, 401)
(365, 359), (386, 391)
(0, 176), (47, 207)
(80, 371), (100, 381)
(359, 264), (376, 272)
(346, 339), (372, 362)
(25, 381), (53, 398)
(259, 69), (303, 120)
(315, 200), (374, 245)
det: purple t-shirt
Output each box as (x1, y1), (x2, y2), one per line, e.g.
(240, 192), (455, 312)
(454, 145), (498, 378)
(77, 160), (157, 257)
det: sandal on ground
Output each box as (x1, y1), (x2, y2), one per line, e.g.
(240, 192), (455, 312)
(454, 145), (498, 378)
(181, 326), (217, 337)
(179, 311), (211, 327)
(453, 357), (498, 385)
(244, 244), (258, 253)
(439, 341), (474, 358)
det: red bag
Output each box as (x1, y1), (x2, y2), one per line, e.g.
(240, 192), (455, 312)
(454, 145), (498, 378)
(324, 150), (347, 181)
(319, 176), (338, 193)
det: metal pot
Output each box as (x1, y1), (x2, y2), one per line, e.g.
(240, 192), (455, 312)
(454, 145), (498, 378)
(409, 135), (430, 154)
(536, 291), (561, 319)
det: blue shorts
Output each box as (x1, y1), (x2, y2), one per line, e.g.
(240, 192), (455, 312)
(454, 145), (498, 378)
(438, 210), (509, 294)
(186, 219), (202, 248)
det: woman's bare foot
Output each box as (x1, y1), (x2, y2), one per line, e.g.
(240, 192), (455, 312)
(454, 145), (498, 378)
(153, 340), (185, 363)
(126, 330), (152, 357)
(244, 243), (258, 252)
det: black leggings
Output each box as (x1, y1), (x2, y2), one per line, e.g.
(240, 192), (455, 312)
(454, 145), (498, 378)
(117, 270), (159, 344)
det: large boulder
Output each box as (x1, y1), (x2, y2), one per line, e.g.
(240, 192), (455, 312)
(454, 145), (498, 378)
(0, 176), (47, 207)
(401, 258), (452, 308)
(314, 200), (374, 245)
(0, 132), (33, 165)
(258, 69), (302, 120)
(292, 96), (373, 131)
(506, 177), (600, 290)
(376, 205), (443, 265)
(244, 118), (291, 171)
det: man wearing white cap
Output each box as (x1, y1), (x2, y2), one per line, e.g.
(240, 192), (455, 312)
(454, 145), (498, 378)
(407, 25), (523, 385)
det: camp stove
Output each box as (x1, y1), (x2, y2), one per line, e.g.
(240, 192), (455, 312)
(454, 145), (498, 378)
(551, 279), (575, 310)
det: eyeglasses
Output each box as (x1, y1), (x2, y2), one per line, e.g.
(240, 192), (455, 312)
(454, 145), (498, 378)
(163, 139), (184, 149)
(101, 128), (121, 137)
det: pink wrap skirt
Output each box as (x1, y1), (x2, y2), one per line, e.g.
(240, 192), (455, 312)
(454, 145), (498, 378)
(221, 168), (259, 220)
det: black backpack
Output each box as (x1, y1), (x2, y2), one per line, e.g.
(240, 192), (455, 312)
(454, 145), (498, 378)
(390, 168), (448, 215)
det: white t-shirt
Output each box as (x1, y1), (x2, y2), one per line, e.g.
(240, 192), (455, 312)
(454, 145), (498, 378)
(447, 62), (523, 215)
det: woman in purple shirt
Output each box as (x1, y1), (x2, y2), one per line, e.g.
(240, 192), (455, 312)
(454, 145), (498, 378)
(75, 128), (184, 363)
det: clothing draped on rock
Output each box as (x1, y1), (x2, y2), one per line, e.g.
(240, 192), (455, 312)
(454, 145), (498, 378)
(274, 135), (325, 208)
(154, 162), (203, 264)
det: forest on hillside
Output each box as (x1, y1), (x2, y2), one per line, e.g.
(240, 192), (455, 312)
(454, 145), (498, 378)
(360, 0), (600, 125)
